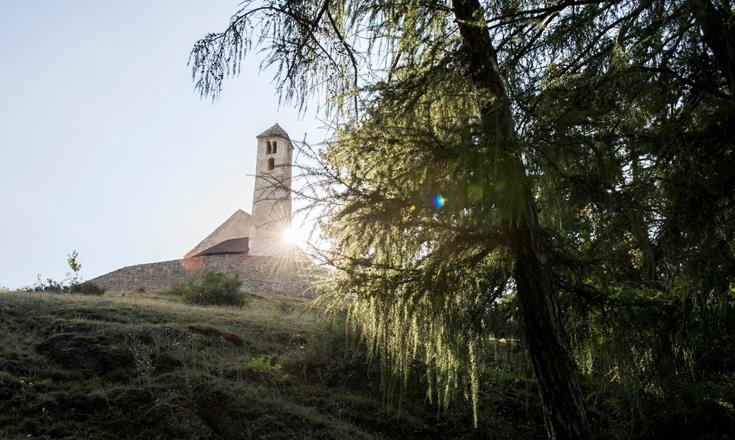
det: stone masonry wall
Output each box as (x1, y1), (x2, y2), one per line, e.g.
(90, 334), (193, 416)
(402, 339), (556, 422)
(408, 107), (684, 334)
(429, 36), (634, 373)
(90, 254), (318, 297)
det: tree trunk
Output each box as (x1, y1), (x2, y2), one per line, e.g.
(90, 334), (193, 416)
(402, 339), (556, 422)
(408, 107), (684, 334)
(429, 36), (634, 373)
(692, 0), (735, 95)
(451, 0), (592, 438)
(511, 217), (592, 439)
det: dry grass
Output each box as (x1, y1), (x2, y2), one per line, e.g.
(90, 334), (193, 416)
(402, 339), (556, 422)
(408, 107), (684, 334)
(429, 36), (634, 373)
(0, 289), (549, 439)
(0, 290), (452, 439)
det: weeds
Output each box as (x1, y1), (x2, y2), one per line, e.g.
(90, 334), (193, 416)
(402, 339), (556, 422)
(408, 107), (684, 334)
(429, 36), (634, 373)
(245, 356), (289, 385)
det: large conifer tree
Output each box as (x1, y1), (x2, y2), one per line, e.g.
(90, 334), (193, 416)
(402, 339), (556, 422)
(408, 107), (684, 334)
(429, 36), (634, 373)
(191, 1), (735, 438)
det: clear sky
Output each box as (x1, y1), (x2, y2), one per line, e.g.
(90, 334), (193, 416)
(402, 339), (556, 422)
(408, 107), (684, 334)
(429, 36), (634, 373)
(0, 1), (323, 288)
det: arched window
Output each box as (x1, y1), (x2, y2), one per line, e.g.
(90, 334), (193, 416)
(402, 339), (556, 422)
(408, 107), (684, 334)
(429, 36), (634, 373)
(268, 157), (275, 170)
(272, 141), (277, 154)
(266, 141), (272, 154)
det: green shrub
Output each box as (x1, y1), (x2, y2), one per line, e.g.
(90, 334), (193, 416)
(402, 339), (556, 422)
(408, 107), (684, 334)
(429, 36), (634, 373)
(245, 356), (289, 384)
(23, 277), (105, 295)
(170, 271), (248, 307)
(70, 281), (106, 296)
(29, 277), (65, 293)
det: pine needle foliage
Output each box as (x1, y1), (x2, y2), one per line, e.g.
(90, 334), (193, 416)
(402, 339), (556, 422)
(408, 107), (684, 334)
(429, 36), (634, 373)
(192, 0), (735, 435)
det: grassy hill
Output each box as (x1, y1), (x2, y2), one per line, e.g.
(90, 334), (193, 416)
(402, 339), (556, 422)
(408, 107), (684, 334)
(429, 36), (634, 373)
(0, 290), (543, 439)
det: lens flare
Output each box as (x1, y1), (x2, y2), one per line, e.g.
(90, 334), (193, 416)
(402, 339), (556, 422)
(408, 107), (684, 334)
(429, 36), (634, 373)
(467, 184), (483, 202)
(180, 256), (203, 273)
(433, 194), (446, 209)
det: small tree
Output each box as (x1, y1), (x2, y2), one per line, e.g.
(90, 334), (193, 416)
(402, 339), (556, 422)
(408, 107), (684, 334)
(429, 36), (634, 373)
(26, 250), (105, 295)
(67, 250), (82, 286)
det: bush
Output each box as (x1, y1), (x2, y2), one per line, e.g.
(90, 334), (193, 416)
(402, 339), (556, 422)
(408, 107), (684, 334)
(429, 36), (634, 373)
(245, 356), (290, 384)
(170, 271), (248, 307)
(23, 277), (105, 295)
(28, 277), (66, 293)
(70, 281), (106, 296)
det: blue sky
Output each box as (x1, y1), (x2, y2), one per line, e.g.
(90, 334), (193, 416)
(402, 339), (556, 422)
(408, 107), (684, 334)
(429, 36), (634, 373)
(0, 1), (323, 288)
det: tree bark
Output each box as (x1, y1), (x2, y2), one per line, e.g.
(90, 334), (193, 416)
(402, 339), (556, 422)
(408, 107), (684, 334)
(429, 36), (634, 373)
(511, 217), (592, 440)
(451, 0), (592, 438)
(692, 0), (735, 95)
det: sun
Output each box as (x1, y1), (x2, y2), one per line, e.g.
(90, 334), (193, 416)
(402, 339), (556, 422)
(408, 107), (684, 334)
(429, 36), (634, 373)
(282, 223), (307, 247)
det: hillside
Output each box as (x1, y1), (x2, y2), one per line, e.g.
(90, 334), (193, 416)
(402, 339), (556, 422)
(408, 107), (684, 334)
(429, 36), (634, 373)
(0, 291), (543, 439)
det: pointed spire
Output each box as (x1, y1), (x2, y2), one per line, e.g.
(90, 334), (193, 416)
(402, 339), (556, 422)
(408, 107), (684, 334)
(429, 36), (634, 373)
(256, 123), (290, 139)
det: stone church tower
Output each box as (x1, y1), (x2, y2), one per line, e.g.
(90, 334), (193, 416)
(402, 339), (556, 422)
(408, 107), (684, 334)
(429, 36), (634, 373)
(249, 123), (293, 256)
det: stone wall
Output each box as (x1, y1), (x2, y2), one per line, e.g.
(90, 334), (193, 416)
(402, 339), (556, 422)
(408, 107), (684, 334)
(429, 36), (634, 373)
(90, 254), (318, 297)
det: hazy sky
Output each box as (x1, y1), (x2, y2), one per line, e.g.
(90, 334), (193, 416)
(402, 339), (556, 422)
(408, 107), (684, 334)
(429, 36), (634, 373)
(0, 1), (324, 288)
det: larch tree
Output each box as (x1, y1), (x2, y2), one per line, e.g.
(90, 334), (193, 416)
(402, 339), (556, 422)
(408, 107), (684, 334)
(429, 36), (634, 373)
(190, 1), (734, 439)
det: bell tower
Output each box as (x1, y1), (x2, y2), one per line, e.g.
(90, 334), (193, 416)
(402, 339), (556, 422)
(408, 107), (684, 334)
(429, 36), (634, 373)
(249, 123), (293, 256)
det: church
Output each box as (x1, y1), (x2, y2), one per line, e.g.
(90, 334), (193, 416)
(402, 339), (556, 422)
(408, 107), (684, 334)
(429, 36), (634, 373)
(185, 123), (293, 259)
(91, 124), (314, 297)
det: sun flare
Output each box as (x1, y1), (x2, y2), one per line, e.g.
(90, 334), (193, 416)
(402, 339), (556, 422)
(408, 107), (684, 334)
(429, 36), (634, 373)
(282, 223), (307, 247)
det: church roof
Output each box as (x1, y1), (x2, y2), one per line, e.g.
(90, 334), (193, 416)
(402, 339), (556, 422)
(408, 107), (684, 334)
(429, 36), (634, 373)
(256, 123), (290, 140)
(189, 237), (249, 257)
(184, 209), (252, 258)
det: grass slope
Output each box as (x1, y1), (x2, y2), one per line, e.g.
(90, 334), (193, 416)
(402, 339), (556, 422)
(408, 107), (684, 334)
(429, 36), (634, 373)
(0, 291), (544, 439)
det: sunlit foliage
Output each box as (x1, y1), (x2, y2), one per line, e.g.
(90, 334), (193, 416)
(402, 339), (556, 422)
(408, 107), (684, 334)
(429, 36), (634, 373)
(191, 0), (735, 435)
